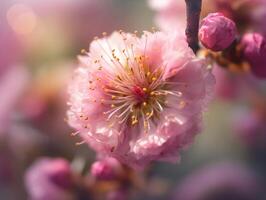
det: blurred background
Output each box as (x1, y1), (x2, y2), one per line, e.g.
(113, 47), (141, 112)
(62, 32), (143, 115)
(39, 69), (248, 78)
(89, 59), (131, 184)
(0, 0), (266, 199)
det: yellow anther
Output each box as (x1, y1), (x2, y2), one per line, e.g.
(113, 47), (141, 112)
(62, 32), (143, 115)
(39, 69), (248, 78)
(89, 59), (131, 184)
(152, 77), (157, 81)
(111, 104), (116, 108)
(179, 101), (186, 109)
(111, 95), (116, 99)
(131, 119), (138, 125)
(143, 102), (147, 106)
(142, 88), (148, 92)
(146, 72), (151, 76)
(81, 49), (86, 54)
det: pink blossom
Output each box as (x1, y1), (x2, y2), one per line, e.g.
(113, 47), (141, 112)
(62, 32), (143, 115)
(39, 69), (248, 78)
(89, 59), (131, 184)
(67, 31), (215, 168)
(25, 158), (75, 200)
(199, 13), (237, 51)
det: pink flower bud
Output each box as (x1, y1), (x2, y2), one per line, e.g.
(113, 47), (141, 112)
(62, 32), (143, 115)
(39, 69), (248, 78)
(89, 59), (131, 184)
(25, 158), (75, 200)
(241, 33), (266, 78)
(90, 157), (122, 181)
(199, 12), (237, 51)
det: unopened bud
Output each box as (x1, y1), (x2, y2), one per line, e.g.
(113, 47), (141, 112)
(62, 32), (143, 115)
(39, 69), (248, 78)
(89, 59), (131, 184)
(199, 13), (237, 51)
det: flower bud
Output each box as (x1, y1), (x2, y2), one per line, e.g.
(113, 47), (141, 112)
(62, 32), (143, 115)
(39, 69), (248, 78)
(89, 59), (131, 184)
(90, 157), (122, 181)
(25, 158), (74, 200)
(199, 13), (237, 51)
(241, 33), (266, 78)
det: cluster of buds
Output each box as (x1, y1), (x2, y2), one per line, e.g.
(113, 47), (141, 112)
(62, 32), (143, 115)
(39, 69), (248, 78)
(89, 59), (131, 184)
(198, 12), (266, 79)
(24, 157), (146, 200)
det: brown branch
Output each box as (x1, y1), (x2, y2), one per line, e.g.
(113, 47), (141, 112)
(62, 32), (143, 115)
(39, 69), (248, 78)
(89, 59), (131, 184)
(185, 0), (202, 53)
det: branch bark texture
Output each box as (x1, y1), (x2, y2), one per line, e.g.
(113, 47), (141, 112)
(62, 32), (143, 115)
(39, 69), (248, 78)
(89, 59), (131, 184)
(185, 0), (202, 53)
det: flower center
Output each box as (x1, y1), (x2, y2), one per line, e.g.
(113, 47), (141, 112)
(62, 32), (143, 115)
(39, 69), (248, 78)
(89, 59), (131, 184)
(132, 85), (148, 103)
(101, 62), (168, 132)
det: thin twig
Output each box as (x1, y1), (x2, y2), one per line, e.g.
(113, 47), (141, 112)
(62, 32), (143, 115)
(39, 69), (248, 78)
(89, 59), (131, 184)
(185, 0), (202, 53)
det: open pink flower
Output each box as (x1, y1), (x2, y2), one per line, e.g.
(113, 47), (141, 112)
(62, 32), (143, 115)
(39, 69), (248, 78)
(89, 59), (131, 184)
(67, 31), (215, 168)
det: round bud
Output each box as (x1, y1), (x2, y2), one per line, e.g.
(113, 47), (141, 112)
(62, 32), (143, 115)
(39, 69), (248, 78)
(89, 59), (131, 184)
(199, 12), (237, 51)
(90, 157), (122, 181)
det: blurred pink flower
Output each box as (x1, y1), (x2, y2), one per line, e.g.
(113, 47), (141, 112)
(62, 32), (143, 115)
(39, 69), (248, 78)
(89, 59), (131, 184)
(241, 33), (266, 79)
(25, 158), (75, 200)
(148, 0), (186, 31)
(172, 162), (262, 200)
(67, 31), (215, 168)
(199, 13), (237, 51)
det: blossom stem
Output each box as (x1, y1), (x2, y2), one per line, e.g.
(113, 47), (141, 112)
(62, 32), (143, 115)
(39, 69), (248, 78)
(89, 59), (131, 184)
(185, 0), (202, 53)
